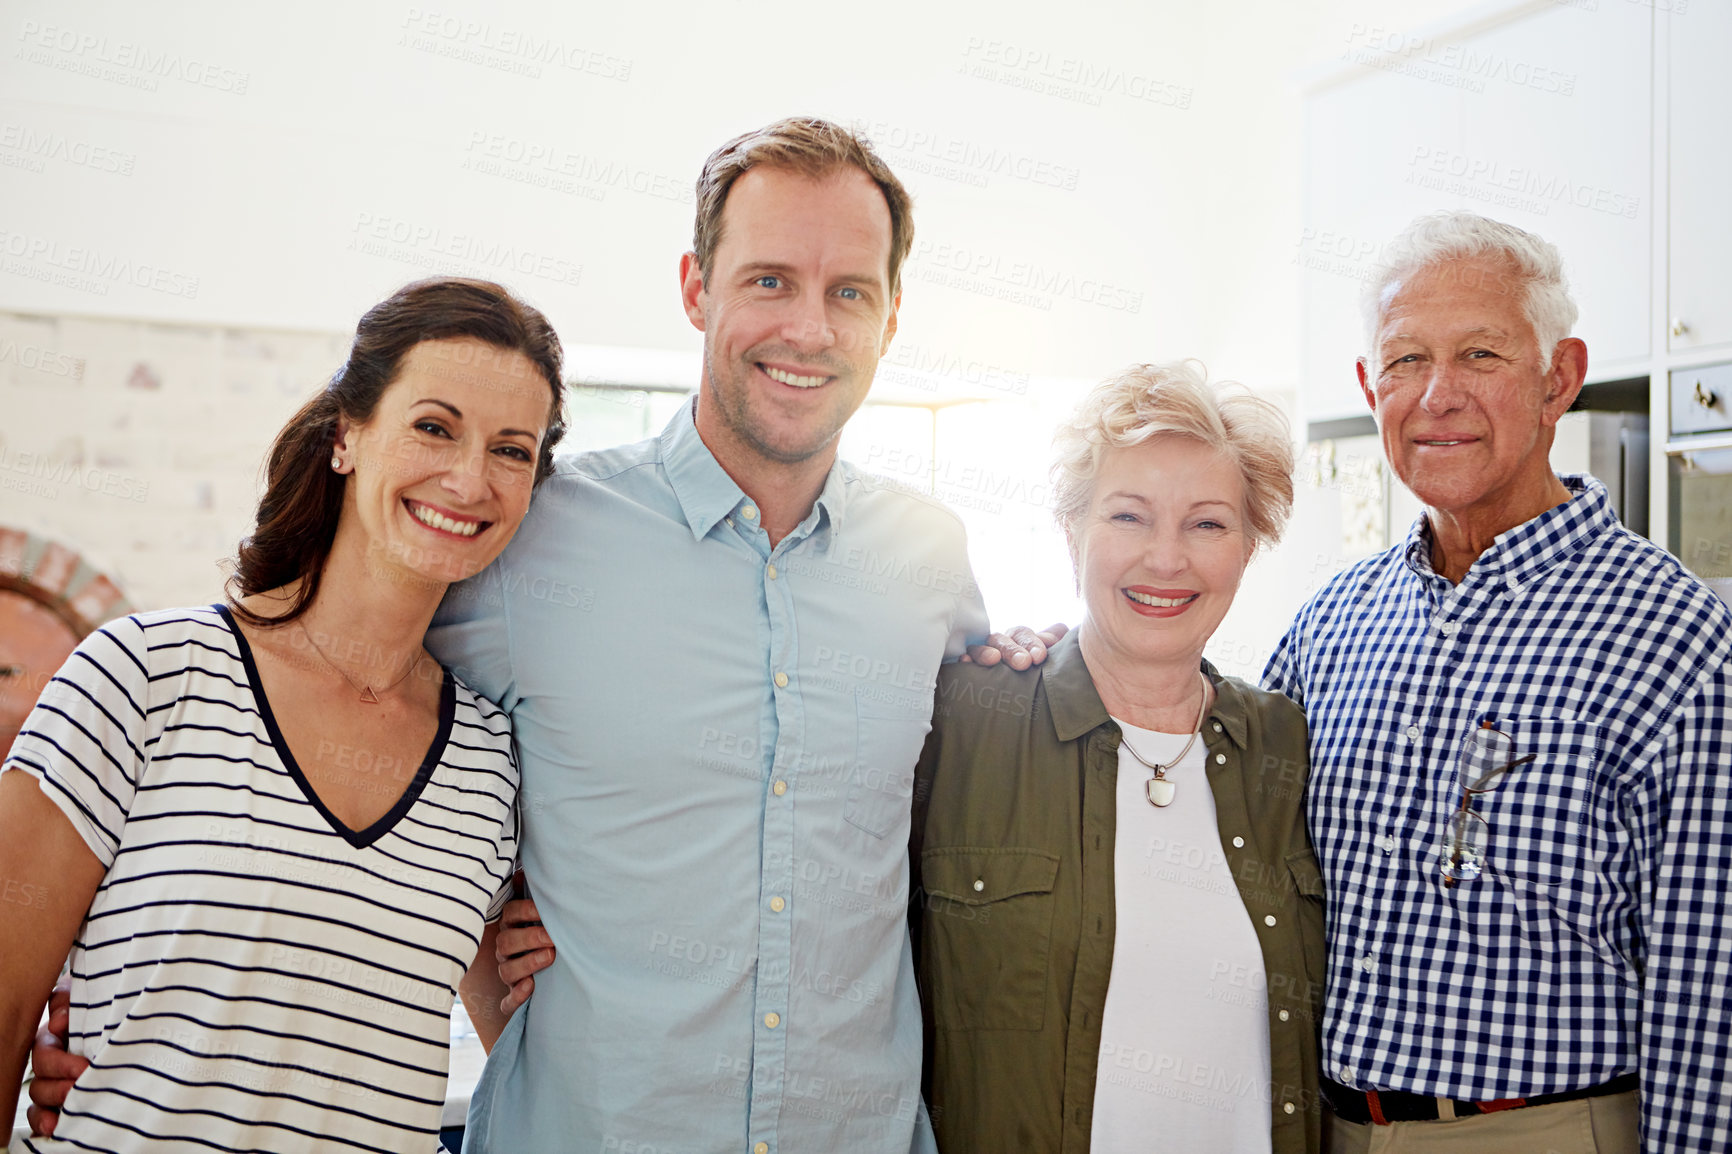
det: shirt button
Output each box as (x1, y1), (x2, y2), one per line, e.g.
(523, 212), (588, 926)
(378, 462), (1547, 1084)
(1440, 621), (1457, 636)
(1405, 726), (1420, 741)
(764, 1012), (780, 1029)
(769, 896), (785, 913)
(1340, 1066), (1355, 1083)
(772, 780), (788, 796)
(1264, 915), (1277, 927)
(1379, 836), (1396, 852)
(1214, 753), (1226, 764)
(743, 506), (758, 520)
(973, 879), (985, 892)
(1211, 721), (1222, 733)
(755, 1144), (769, 1154)
(1232, 836), (1245, 849)
(774, 672), (789, 688)
(1360, 955), (1376, 973)
(1278, 1009), (1290, 1021)
(767, 563), (778, 580)
(1283, 1101), (1296, 1115)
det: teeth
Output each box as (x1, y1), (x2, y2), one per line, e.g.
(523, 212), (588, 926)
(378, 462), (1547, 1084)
(1126, 590), (1196, 608)
(763, 365), (828, 389)
(410, 503), (480, 537)
(1420, 439), (1466, 446)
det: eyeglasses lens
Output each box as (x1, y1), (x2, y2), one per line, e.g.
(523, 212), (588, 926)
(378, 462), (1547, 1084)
(1440, 726), (1514, 883)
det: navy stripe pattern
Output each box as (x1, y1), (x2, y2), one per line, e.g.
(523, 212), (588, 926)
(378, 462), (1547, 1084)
(1262, 475), (1732, 1152)
(3, 605), (517, 1153)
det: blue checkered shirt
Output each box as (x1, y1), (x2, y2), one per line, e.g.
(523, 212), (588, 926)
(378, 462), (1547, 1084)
(1263, 474), (1732, 1151)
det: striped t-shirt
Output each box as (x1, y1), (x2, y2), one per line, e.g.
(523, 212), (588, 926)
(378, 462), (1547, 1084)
(2, 605), (518, 1153)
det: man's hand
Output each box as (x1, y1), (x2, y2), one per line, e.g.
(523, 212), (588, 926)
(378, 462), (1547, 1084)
(963, 623), (1069, 670)
(26, 976), (86, 1138)
(496, 896), (555, 1016)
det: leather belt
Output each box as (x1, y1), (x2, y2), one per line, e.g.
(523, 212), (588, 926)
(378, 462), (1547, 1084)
(1323, 1073), (1638, 1125)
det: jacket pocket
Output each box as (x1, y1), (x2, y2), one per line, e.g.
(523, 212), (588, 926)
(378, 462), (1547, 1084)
(919, 846), (1060, 1031)
(844, 695), (929, 839)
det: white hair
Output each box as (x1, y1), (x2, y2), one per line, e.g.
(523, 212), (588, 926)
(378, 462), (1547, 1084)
(1363, 211), (1578, 372)
(1050, 360), (1295, 553)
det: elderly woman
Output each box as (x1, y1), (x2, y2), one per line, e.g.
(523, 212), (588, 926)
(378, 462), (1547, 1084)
(911, 361), (1323, 1154)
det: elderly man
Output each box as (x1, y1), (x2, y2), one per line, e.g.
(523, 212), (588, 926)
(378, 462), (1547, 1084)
(1264, 212), (1732, 1152)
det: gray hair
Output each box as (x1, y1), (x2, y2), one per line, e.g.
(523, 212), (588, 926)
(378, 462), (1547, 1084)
(1050, 360), (1295, 552)
(1363, 211), (1578, 372)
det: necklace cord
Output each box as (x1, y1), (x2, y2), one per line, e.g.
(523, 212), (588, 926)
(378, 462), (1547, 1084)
(295, 618), (421, 701)
(1117, 670), (1212, 774)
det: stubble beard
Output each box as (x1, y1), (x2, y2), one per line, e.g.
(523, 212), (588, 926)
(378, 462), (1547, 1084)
(704, 343), (859, 467)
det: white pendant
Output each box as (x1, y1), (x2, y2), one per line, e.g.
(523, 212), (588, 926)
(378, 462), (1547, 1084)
(1146, 775), (1176, 807)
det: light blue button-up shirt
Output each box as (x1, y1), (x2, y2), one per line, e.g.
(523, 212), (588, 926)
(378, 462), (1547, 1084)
(428, 401), (988, 1153)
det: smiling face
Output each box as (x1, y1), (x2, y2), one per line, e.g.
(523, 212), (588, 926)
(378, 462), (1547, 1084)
(1358, 257), (1582, 532)
(333, 337), (549, 589)
(1069, 436), (1253, 677)
(683, 164), (900, 475)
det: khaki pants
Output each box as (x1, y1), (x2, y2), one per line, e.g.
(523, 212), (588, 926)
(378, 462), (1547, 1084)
(1326, 1090), (1638, 1154)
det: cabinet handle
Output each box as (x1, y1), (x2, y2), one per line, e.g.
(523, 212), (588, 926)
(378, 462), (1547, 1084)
(1695, 380), (1719, 411)
(1672, 318), (1689, 338)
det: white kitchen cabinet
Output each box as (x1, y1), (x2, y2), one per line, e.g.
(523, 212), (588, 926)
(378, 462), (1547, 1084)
(1669, 0), (1732, 354)
(1301, 1), (1654, 427)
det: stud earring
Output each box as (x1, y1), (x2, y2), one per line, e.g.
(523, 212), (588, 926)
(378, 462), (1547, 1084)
(331, 456), (342, 471)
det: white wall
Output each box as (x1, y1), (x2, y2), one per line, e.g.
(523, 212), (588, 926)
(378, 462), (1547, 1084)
(0, 0), (1477, 669)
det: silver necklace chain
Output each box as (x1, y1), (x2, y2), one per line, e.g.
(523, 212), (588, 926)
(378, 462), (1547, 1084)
(1117, 671), (1211, 807)
(295, 618), (421, 704)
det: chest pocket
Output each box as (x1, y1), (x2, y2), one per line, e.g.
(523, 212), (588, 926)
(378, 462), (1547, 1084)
(919, 847), (1059, 1031)
(1455, 715), (1598, 889)
(844, 695), (929, 839)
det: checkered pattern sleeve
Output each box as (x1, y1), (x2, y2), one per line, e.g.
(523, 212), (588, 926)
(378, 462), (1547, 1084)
(1261, 618), (1304, 709)
(1641, 658), (1732, 1153)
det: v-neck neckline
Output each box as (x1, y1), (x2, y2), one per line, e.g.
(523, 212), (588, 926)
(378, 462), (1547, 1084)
(215, 603), (452, 850)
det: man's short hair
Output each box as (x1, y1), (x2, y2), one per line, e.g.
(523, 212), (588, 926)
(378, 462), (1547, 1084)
(1050, 360), (1296, 554)
(1363, 211), (1579, 372)
(692, 116), (914, 297)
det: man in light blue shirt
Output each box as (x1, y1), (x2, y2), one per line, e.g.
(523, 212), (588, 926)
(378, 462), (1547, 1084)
(431, 118), (1000, 1153)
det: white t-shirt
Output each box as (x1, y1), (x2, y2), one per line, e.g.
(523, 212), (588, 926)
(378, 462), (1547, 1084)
(1090, 719), (1273, 1154)
(3, 605), (518, 1153)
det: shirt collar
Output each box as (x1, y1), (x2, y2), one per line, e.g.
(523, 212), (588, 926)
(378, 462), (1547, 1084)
(657, 397), (849, 543)
(1044, 631), (1108, 742)
(1400, 473), (1613, 592)
(1043, 630), (1250, 748)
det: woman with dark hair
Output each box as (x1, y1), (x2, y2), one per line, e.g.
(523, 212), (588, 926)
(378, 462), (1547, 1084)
(0, 277), (564, 1152)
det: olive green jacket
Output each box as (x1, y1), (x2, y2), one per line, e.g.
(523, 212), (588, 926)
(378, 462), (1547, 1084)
(911, 632), (1325, 1153)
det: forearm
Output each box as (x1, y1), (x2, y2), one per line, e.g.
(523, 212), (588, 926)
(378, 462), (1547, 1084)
(1, 989), (52, 1136)
(459, 921), (512, 1053)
